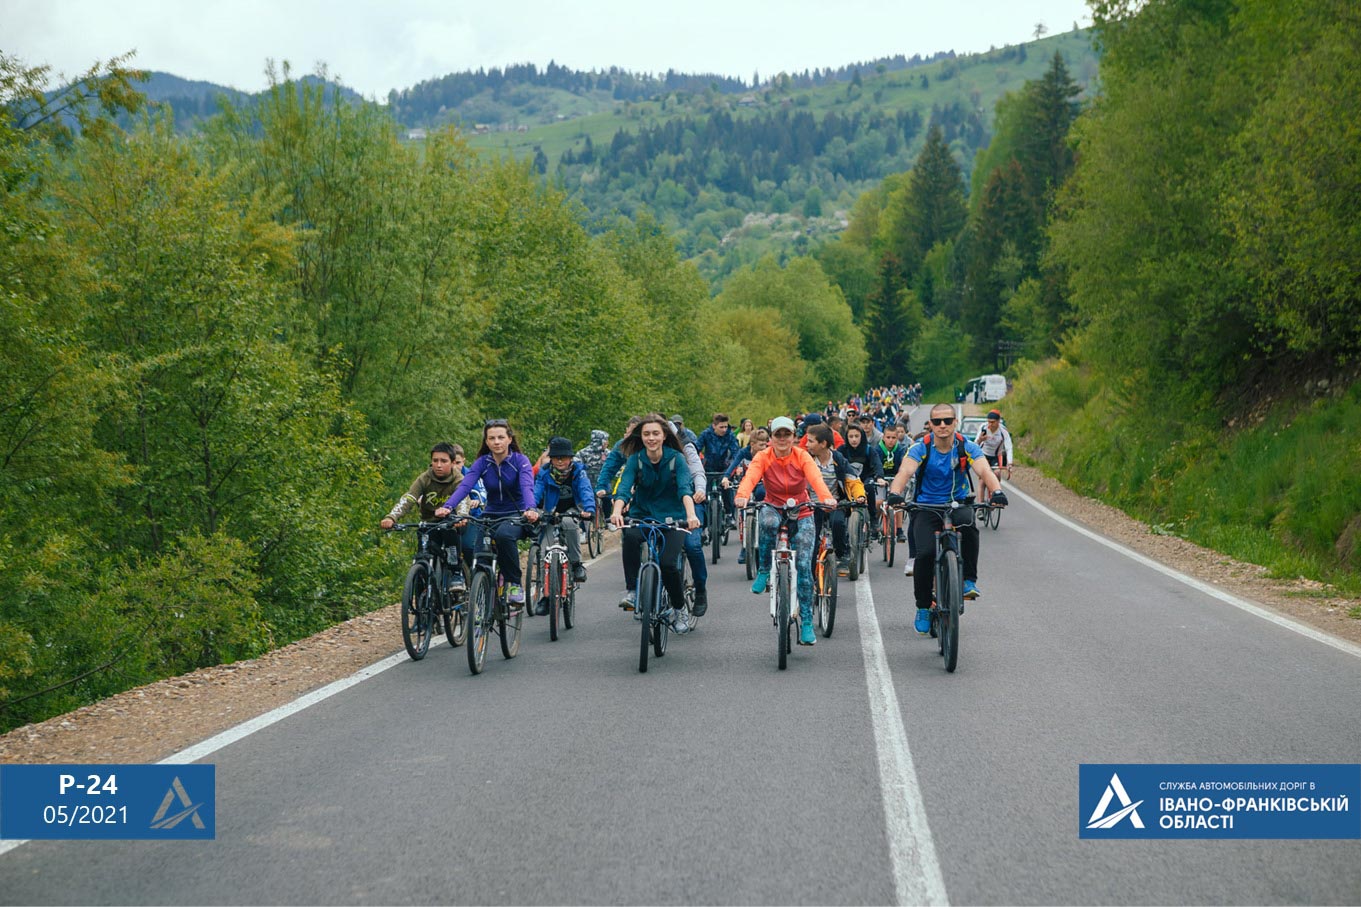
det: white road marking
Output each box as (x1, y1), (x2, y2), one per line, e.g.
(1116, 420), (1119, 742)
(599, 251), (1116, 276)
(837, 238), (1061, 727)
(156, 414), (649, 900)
(0, 545), (618, 858)
(1004, 484), (1361, 660)
(855, 574), (950, 906)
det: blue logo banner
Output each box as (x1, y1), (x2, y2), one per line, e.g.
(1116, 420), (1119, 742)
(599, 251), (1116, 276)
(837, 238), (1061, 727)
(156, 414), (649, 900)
(1, 764), (215, 840)
(1079, 763), (1360, 839)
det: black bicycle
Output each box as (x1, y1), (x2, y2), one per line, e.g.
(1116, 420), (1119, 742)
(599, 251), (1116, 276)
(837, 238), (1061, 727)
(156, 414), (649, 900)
(386, 520), (467, 660)
(899, 499), (996, 673)
(462, 514), (532, 675)
(614, 517), (695, 673)
(702, 471), (731, 564)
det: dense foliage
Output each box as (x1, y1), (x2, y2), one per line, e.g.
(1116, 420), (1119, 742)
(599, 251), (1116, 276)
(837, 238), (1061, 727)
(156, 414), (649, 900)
(0, 53), (860, 731)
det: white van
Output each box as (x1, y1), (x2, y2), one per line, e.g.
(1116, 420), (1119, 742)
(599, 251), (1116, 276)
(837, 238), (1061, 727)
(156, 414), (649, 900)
(979, 374), (1007, 402)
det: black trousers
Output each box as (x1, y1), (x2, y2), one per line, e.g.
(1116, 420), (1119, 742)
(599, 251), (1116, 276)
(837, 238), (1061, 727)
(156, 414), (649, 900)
(910, 505), (979, 609)
(622, 526), (686, 609)
(813, 507), (849, 557)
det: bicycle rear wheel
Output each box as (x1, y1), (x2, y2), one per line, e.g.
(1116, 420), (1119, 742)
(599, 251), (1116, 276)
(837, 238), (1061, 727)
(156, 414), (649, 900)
(989, 505), (1001, 530)
(498, 588), (523, 659)
(654, 586), (669, 657)
(776, 560), (791, 670)
(467, 571), (494, 674)
(939, 549), (961, 672)
(443, 565), (467, 648)
(525, 543), (542, 616)
(401, 562), (434, 660)
(638, 564), (659, 672)
(817, 550), (838, 638)
(882, 511), (895, 567)
(548, 553), (563, 642)
(744, 512), (757, 581)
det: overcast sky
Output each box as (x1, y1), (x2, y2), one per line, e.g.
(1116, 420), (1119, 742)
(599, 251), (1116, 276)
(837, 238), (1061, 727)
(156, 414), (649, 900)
(4, 0), (1093, 99)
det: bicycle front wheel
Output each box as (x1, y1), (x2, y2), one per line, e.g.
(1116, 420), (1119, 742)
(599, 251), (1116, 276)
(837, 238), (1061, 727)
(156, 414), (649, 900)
(443, 566), (468, 648)
(847, 510), (863, 580)
(744, 513), (757, 581)
(498, 590), (523, 659)
(882, 512), (895, 567)
(776, 560), (791, 670)
(548, 553), (563, 642)
(989, 505), (1002, 530)
(525, 543), (542, 614)
(939, 549), (961, 672)
(401, 562), (434, 661)
(638, 564), (659, 673)
(709, 498), (722, 564)
(817, 551), (838, 638)
(467, 571), (494, 675)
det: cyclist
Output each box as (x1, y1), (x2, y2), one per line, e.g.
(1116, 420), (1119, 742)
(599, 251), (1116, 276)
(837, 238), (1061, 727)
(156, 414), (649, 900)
(669, 413), (699, 449)
(736, 418), (755, 448)
(380, 442), (472, 593)
(434, 419), (540, 606)
(610, 414), (702, 631)
(796, 412), (843, 450)
(887, 403), (1007, 635)
(734, 416), (837, 647)
(575, 429), (610, 490)
(595, 415), (644, 518)
(838, 422), (884, 542)
(877, 424), (909, 545)
(696, 412), (740, 529)
(806, 424), (866, 574)
(856, 412), (884, 448)
(973, 409), (1014, 504)
(532, 436), (595, 615)
(722, 426), (769, 565)
(673, 420), (711, 616)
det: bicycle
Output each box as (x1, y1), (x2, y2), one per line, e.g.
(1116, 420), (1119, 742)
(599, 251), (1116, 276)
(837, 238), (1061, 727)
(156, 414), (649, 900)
(871, 479), (897, 567)
(762, 498), (818, 670)
(613, 517), (695, 673)
(845, 499), (870, 580)
(898, 499), (996, 673)
(585, 506), (606, 557)
(462, 513), (532, 675)
(810, 502), (851, 638)
(976, 464), (1010, 530)
(702, 470), (731, 564)
(386, 520), (468, 660)
(739, 500), (762, 581)
(531, 509), (586, 642)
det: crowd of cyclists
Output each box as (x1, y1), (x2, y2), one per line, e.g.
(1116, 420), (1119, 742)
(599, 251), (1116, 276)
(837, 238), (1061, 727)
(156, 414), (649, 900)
(381, 381), (1014, 652)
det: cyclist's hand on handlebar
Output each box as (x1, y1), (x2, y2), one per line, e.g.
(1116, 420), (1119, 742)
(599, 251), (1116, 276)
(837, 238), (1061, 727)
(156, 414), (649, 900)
(380, 518), (394, 530)
(434, 507), (451, 518)
(855, 495), (867, 503)
(720, 477), (730, 489)
(886, 492), (905, 507)
(685, 515), (701, 530)
(822, 497), (837, 507)
(693, 488), (706, 504)
(734, 496), (748, 509)
(991, 490), (1009, 507)
(523, 508), (540, 523)
(454, 518), (468, 529)
(610, 511), (626, 529)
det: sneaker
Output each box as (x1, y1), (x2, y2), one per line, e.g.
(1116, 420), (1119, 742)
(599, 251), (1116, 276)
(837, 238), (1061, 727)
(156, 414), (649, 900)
(449, 572), (466, 594)
(533, 596), (550, 616)
(691, 586), (708, 617)
(963, 580), (980, 600)
(837, 555), (850, 576)
(904, 561), (914, 577)
(751, 572), (769, 594)
(737, 547), (747, 565)
(667, 608), (690, 634)
(619, 590), (637, 612)
(507, 584), (525, 605)
(798, 622), (816, 646)
(572, 562), (587, 584)
(914, 608), (932, 635)
(895, 529), (906, 543)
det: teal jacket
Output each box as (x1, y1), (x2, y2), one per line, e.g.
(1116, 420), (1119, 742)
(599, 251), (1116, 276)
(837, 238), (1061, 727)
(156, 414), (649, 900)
(614, 447), (692, 522)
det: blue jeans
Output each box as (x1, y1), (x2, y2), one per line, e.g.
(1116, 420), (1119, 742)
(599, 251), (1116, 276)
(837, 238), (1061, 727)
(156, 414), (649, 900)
(758, 507), (815, 615)
(684, 510), (708, 590)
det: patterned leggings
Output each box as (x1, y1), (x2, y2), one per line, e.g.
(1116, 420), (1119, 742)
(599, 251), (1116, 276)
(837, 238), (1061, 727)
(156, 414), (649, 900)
(758, 508), (815, 616)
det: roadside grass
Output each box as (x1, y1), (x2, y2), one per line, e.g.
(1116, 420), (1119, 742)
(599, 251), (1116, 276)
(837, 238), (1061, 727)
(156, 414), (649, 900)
(1008, 359), (1361, 598)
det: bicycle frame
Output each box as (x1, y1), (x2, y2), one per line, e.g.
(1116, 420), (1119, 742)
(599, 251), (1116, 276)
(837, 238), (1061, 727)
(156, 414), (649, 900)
(614, 517), (693, 672)
(536, 510), (583, 641)
(462, 514), (531, 674)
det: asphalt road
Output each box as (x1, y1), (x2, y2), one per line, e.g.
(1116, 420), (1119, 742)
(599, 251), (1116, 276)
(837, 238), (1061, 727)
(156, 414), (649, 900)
(3, 417), (1360, 904)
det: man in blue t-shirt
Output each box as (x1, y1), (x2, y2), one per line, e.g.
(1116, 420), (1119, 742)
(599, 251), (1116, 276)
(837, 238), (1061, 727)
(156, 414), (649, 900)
(887, 402), (1008, 635)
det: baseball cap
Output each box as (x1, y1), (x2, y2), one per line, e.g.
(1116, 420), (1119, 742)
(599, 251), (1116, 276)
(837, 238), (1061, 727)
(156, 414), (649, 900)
(770, 416), (796, 433)
(802, 412), (824, 425)
(669, 414), (683, 424)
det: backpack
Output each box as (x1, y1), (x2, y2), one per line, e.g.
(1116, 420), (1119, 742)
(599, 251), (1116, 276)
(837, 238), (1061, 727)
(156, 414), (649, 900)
(913, 432), (973, 501)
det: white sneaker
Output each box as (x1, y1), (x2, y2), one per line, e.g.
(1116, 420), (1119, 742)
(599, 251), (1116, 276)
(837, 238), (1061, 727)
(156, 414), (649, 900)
(903, 561), (914, 577)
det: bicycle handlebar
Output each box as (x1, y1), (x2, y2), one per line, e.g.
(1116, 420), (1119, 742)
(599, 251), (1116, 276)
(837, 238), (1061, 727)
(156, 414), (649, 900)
(609, 517), (692, 535)
(385, 518), (459, 532)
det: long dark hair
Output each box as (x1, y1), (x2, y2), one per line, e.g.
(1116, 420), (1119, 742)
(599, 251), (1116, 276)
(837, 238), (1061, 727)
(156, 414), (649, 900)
(841, 424), (868, 455)
(620, 413), (682, 457)
(476, 419), (523, 458)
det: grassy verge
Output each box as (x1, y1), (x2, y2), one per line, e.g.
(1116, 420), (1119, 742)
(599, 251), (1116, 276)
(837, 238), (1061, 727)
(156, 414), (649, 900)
(1007, 358), (1361, 598)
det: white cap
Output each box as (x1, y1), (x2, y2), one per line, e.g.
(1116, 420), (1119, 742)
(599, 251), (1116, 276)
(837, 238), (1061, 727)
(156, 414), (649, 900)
(770, 416), (796, 433)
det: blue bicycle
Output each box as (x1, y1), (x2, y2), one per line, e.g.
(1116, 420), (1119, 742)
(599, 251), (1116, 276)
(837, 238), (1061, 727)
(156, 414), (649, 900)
(614, 517), (696, 673)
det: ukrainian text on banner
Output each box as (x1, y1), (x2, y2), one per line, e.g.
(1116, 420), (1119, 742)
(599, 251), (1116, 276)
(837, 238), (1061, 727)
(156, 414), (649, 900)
(1079, 763), (1359, 839)
(0, 764), (215, 841)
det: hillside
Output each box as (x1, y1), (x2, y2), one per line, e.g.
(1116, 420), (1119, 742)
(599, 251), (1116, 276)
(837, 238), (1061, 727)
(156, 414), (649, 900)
(457, 30), (1098, 283)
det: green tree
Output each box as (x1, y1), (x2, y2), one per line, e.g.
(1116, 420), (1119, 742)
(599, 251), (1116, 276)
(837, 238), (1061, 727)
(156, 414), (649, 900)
(878, 125), (967, 284)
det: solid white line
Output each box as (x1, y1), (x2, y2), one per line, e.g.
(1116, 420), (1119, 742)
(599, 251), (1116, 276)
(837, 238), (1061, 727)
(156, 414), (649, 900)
(1, 543), (622, 858)
(1004, 484), (1361, 660)
(855, 574), (950, 906)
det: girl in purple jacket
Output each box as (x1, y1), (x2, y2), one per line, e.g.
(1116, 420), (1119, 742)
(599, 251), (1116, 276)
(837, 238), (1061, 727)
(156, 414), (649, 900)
(436, 420), (540, 604)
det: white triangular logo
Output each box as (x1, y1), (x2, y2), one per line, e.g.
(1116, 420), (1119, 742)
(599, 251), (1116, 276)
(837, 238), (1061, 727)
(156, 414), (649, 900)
(1087, 772), (1145, 829)
(150, 776), (206, 830)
